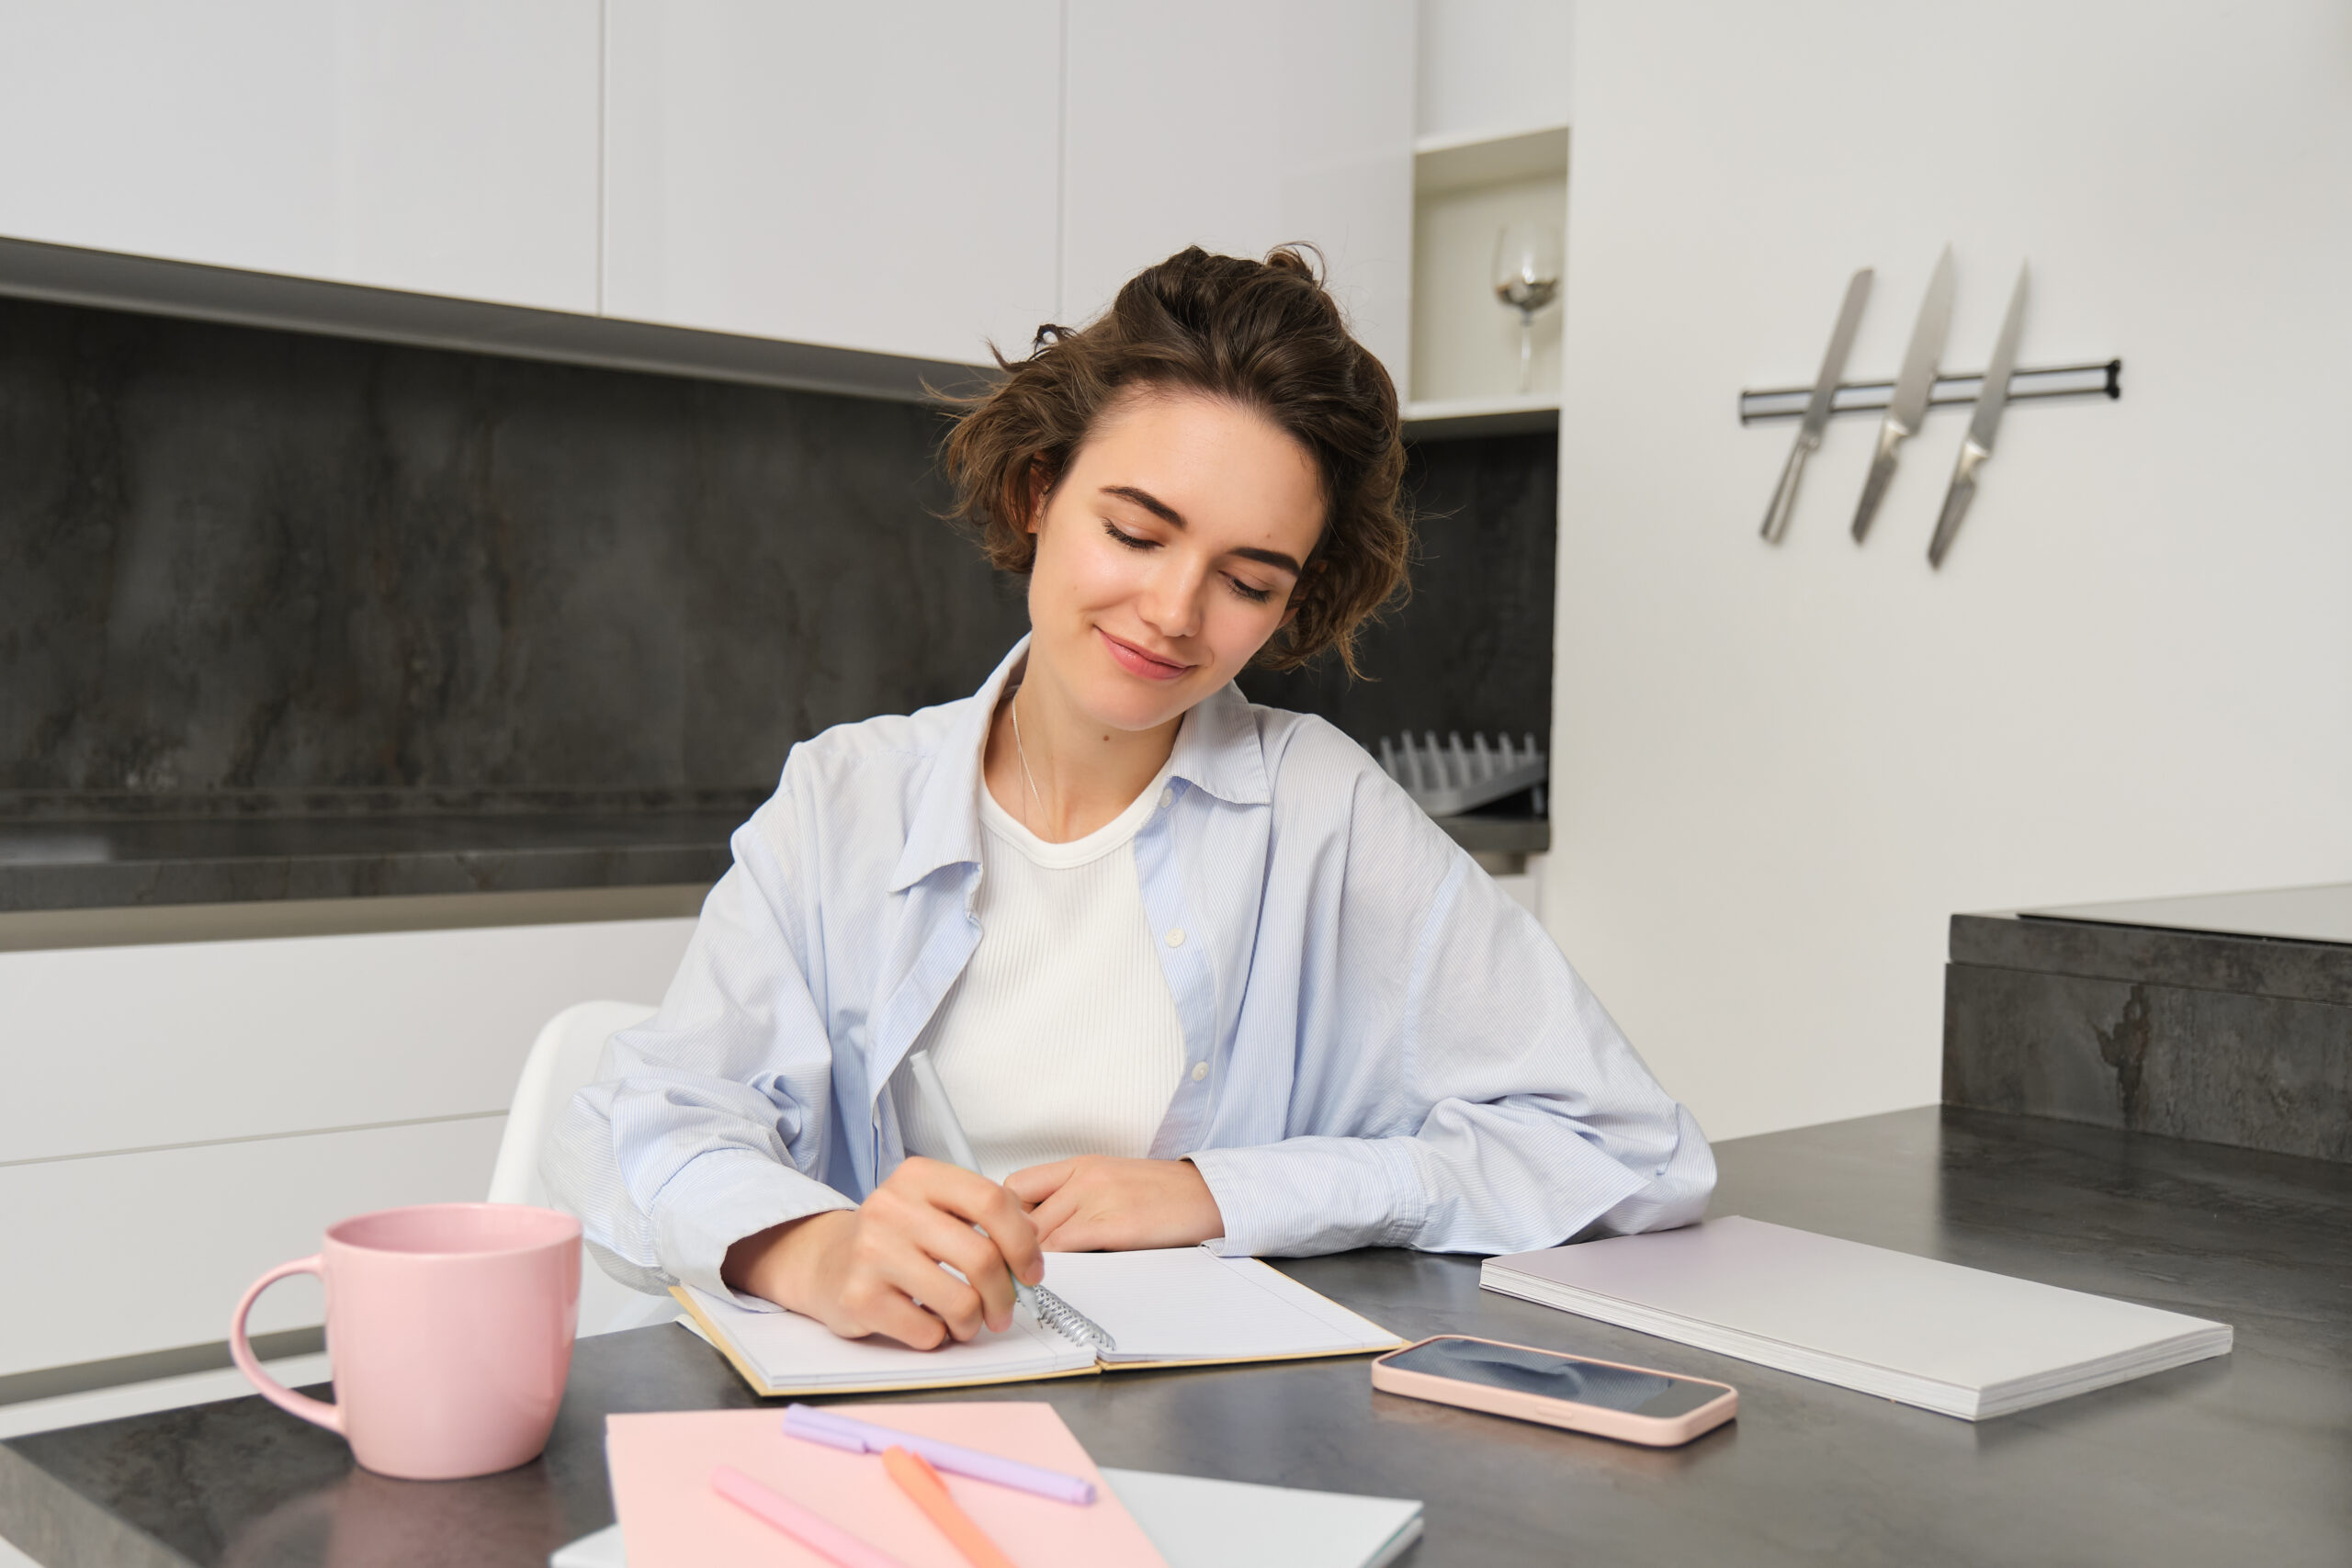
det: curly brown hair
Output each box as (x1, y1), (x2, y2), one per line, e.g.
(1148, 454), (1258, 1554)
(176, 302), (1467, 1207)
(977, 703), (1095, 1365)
(943, 245), (1411, 675)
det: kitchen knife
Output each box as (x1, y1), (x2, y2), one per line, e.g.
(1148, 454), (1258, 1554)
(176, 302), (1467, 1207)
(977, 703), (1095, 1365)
(1761, 266), (1874, 544)
(1850, 245), (1957, 543)
(1928, 263), (2030, 569)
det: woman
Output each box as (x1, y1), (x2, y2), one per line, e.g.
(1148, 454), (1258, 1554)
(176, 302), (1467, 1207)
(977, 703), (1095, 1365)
(548, 247), (1713, 1352)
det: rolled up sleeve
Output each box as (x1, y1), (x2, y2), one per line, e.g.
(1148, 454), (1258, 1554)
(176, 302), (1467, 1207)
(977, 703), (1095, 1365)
(544, 777), (858, 1311)
(1186, 745), (1714, 1258)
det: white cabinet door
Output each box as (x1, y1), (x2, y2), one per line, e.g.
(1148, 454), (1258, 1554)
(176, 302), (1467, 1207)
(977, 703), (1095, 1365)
(0, 1), (601, 312)
(1061, 1), (1416, 383)
(603, 1), (1062, 367)
(0, 1118), (507, 1377)
(0, 917), (695, 1166)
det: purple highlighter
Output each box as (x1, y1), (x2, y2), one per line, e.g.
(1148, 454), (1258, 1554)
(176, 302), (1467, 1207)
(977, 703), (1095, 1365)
(781, 1404), (1098, 1506)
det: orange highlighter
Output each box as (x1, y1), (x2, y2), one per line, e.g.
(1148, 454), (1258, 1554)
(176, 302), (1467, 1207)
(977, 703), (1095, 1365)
(880, 1446), (1021, 1568)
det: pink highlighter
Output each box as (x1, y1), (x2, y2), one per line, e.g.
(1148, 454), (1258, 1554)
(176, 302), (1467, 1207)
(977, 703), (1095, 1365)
(713, 1464), (910, 1568)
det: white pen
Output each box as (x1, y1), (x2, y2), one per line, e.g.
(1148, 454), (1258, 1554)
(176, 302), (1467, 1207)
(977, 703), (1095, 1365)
(904, 1050), (1114, 1351)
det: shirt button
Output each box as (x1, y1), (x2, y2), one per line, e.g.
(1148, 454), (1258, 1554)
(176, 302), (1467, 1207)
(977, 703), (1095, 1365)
(1165, 928), (1186, 948)
(1159, 787), (1174, 809)
(1191, 1062), (1208, 1082)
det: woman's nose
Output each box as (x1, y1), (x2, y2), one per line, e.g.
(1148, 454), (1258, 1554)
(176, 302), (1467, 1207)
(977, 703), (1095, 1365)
(1136, 561), (1204, 639)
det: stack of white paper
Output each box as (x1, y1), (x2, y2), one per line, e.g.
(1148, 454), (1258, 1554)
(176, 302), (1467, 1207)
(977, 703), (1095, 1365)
(1481, 1216), (2232, 1420)
(553, 1471), (1423, 1568)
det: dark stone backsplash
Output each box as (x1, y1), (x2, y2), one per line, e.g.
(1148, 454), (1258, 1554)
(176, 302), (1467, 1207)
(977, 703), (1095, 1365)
(0, 295), (1025, 813)
(1239, 431), (1556, 755)
(1, 296), (1555, 818)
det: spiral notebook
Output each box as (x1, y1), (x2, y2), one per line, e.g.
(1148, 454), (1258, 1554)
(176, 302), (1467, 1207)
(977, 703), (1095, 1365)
(673, 1246), (1402, 1397)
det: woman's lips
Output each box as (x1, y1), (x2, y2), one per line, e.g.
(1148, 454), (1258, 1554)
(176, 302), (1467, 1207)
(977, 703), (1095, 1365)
(1098, 628), (1191, 682)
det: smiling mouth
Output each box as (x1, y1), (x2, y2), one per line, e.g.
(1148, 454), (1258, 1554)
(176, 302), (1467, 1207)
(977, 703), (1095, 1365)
(1097, 628), (1192, 682)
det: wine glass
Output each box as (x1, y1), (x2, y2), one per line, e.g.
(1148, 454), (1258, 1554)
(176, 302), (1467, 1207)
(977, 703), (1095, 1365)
(1492, 222), (1563, 394)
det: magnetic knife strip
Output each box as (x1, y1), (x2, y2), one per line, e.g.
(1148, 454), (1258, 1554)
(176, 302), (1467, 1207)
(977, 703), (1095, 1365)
(1737, 358), (2120, 424)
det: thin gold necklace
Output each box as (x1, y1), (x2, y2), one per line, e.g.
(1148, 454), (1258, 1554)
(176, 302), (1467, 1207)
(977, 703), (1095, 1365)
(1008, 688), (1047, 831)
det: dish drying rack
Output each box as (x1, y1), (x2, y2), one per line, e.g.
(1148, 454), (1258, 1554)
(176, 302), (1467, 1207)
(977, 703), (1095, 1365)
(1377, 731), (1547, 818)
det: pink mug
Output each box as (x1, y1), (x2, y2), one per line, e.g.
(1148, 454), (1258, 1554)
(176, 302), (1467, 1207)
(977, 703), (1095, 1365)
(230, 1202), (582, 1481)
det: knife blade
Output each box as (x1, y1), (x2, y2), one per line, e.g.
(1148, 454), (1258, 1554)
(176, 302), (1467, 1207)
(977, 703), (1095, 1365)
(1850, 244), (1957, 543)
(1928, 263), (2030, 569)
(1760, 267), (1873, 544)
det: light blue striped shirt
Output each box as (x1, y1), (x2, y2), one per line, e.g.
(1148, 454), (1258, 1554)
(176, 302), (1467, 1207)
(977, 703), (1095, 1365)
(548, 639), (1713, 1307)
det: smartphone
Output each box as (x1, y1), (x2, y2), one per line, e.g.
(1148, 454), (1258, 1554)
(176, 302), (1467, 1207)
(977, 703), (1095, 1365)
(1370, 1335), (1736, 1447)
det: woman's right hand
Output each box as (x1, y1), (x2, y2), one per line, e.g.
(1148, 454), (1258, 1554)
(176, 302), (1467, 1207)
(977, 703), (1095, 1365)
(719, 1157), (1045, 1349)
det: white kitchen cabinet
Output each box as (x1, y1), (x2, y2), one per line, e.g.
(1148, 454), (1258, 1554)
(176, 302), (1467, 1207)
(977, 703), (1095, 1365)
(0, 1117), (506, 1378)
(0, 912), (692, 1381)
(602, 1), (1063, 367)
(0, 0), (601, 312)
(0, 917), (694, 1165)
(1415, 0), (1575, 143)
(1060, 1), (1417, 382)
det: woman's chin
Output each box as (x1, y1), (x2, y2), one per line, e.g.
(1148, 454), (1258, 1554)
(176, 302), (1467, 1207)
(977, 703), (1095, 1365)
(1063, 674), (1199, 737)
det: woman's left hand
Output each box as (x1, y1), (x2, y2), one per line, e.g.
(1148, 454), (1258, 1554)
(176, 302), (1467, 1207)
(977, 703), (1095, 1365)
(1004, 1156), (1226, 1252)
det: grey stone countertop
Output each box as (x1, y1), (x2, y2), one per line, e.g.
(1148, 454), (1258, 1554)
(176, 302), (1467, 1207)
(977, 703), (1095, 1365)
(4, 1106), (2346, 1568)
(0, 811), (749, 913)
(1954, 901), (2352, 1008)
(2027, 882), (2352, 946)
(0, 807), (1542, 914)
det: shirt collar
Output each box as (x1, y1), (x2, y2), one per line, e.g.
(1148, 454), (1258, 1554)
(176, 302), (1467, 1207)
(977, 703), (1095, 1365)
(886, 636), (1272, 894)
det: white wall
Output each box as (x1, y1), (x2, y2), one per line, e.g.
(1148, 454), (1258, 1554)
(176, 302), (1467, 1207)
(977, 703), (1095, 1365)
(1544, 1), (2352, 1141)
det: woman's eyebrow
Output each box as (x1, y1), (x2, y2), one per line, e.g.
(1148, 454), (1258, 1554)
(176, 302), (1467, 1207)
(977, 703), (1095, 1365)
(1100, 484), (1303, 576)
(1101, 484), (1186, 526)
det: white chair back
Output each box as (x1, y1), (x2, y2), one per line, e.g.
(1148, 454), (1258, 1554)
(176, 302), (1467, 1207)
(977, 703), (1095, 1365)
(490, 999), (676, 1337)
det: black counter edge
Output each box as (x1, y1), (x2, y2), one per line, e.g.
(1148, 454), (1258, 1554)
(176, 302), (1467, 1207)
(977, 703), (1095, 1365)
(0, 1441), (187, 1568)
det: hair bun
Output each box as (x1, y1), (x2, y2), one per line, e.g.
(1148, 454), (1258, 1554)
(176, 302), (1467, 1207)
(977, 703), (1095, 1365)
(1261, 244), (1324, 285)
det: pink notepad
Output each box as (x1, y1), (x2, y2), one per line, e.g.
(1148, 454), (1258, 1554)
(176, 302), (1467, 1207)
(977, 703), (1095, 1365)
(606, 1403), (1169, 1568)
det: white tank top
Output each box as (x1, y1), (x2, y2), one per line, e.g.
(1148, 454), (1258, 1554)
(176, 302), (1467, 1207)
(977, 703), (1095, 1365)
(893, 749), (1188, 1182)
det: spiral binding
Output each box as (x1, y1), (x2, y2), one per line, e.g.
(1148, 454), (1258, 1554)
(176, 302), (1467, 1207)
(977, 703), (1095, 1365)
(1034, 1286), (1117, 1353)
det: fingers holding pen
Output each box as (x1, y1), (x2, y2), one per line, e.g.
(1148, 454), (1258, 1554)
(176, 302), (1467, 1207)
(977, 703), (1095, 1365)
(901, 1156), (1046, 1290)
(856, 1158), (1045, 1343)
(731, 1160), (1051, 1350)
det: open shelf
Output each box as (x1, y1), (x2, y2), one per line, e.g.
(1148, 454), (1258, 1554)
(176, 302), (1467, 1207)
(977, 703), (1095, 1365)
(1408, 121), (1570, 411)
(1414, 121), (1570, 195)
(1403, 392), (1559, 441)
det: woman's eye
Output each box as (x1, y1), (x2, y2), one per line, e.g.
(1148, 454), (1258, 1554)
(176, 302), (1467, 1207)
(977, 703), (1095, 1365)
(1227, 576), (1273, 604)
(1102, 518), (1154, 550)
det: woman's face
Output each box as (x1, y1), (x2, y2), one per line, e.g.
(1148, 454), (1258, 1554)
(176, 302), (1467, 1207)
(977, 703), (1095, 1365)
(1024, 388), (1325, 734)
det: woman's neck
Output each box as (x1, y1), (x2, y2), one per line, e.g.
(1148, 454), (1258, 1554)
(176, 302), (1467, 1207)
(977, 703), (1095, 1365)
(983, 660), (1180, 843)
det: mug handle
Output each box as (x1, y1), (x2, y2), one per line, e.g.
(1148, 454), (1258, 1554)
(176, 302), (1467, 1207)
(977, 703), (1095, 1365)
(229, 1256), (343, 1435)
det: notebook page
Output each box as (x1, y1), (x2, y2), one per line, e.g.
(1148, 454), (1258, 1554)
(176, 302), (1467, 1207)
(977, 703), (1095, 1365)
(1041, 1249), (1395, 1361)
(682, 1286), (1096, 1388)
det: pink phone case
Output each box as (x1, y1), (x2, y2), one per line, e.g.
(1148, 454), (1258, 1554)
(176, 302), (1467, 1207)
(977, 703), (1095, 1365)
(1369, 1335), (1737, 1447)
